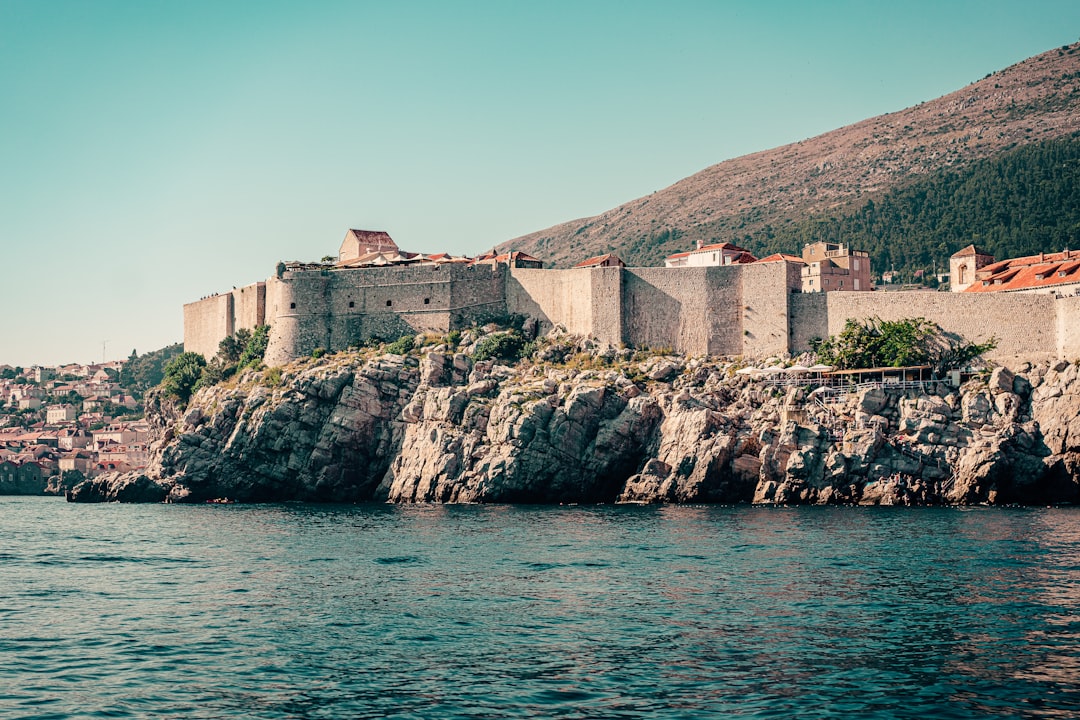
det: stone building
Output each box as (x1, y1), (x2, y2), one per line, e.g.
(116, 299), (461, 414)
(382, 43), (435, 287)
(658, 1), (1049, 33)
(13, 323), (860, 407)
(949, 245), (995, 292)
(337, 229), (399, 265)
(664, 241), (756, 268)
(800, 241), (872, 292)
(954, 248), (1080, 295)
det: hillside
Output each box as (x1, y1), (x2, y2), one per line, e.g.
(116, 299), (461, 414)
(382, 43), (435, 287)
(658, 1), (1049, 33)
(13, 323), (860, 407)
(502, 44), (1080, 270)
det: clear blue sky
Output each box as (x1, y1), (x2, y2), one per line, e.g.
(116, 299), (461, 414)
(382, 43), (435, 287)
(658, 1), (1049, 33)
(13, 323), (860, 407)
(2, 0), (1078, 366)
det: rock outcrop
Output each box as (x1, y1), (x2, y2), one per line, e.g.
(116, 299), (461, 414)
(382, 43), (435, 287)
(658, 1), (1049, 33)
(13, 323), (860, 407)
(70, 330), (1080, 505)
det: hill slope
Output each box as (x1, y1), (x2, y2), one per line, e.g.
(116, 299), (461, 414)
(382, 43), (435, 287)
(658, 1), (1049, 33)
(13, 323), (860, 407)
(503, 44), (1080, 269)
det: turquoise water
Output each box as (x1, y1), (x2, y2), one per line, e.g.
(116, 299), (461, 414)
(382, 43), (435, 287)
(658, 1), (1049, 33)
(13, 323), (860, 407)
(3, 498), (1080, 719)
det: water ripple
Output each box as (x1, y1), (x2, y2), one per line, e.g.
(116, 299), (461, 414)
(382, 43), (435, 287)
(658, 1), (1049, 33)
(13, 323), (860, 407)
(2, 499), (1080, 718)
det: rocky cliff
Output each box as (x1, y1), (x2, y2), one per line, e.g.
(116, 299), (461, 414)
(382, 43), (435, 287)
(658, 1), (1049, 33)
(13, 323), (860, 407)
(71, 329), (1080, 505)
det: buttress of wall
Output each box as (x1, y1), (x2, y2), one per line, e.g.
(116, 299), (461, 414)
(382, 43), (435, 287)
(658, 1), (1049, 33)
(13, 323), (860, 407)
(823, 291), (1059, 365)
(788, 293), (829, 353)
(231, 282), (266, 331)
(506, 269), (597, 336)
(622, 267), (740, 355)
(740, 262), (794, 358)
(182, 294), (233, 359)
(1056, 296), (1080, 361)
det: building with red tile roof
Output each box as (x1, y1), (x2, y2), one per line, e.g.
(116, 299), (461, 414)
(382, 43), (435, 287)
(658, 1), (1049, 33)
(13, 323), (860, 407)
(573, 254), (625, 269)
(664, 241), (757, 268)
(471, 250), (544, 269)
(337, 229), (399, 265)
(959, 249), (1080, 295)
(949, 245), (995, 292)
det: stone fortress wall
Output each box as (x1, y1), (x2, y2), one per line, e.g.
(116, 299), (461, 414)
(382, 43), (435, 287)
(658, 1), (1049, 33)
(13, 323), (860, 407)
(184, 260), (1080, 367)
(262, 263), (508, 366)
(182, 283), (266, 359)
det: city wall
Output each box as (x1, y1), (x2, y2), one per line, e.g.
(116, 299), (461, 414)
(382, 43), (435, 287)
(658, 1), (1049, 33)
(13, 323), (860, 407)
(263, 264), (507, 366)
(814, 291), (1061, 366)
(182, 283), (267, 359)
(186, 260), (1080, 368)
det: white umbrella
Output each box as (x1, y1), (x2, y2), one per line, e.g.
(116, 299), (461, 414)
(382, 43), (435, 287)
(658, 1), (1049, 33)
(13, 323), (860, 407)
(735, 366), (759, 375)
(786, 364), (811, 373)
(808, 364), (834, 372)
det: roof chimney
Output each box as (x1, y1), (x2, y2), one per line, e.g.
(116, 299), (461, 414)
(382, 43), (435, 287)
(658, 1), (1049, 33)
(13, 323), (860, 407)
(696, 239), (703, 250)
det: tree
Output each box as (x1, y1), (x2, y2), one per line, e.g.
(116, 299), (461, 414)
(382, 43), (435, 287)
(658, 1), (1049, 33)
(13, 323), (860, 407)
(161, 352), (207, 403)
(237, 325), (270, 369)
(217, 328), (252, 364)
(814, 316), (994, 373)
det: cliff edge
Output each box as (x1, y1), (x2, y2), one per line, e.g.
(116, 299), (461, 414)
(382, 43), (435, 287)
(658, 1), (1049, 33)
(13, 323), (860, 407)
(71, 328), (1080, 505)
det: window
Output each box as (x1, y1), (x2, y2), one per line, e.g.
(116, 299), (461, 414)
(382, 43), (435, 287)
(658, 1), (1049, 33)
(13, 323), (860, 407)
(349, 301), (355, 308)
(958, 264), (967, 284)
(423, 298), (430, 305)
(854, 279), (860, 290)
(289, 302), (296, 309)
(386, 300), (392, 307)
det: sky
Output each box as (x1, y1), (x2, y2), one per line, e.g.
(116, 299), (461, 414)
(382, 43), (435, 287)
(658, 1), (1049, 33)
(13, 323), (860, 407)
(2, 0), (1079, 367)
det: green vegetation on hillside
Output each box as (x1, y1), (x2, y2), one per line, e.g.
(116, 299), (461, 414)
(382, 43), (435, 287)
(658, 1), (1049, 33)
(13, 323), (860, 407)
(748, 135), (1080, 281)
(120, 343), (183, 395)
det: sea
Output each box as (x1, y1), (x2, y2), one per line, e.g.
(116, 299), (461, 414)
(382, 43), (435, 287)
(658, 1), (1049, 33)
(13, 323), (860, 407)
(3, 497), (1079, 719)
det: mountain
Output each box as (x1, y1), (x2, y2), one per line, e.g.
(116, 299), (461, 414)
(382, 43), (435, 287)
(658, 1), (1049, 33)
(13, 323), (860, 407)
(502, 44), (1080, 271)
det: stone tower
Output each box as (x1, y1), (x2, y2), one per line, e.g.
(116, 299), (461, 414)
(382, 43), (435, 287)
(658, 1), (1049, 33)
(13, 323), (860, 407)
(950, 245), (994, 292)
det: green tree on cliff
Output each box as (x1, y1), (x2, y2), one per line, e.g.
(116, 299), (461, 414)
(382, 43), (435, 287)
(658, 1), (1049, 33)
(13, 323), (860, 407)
(161, 352), (207, 403)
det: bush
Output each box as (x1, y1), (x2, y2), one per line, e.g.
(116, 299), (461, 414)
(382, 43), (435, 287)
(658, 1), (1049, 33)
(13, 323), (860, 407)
(264, 366), (283, 387)
(238, 325), (270, 369)
(161, 352), (207, 403)
(311, 347), (326, 359)
(385, 334), (415, 356)
(473, 331), (527, 363)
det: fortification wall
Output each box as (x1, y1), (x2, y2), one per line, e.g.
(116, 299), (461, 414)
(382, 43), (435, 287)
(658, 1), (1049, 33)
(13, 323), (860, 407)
(740, 262), (793, 358)
(788, 293), (829, 353)
(449, 264), (508, 328)
(820, 291), (1059, 365)
(621, 267), (742, 355)
(182, 294), (233, 359)
(1057, 296), (1080, 361)
(506, 269), (597, 337)
(264, 264), (509, 365)
(231, 282), (265, 331)
(588, 267), (623, 347)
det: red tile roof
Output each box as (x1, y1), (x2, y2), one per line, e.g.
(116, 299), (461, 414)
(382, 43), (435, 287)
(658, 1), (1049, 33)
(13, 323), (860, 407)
(755, 253), (806, 264)
(964, 250), (1080, 293)
(573, 253), (624, 268)
(951, 244), (993, 258)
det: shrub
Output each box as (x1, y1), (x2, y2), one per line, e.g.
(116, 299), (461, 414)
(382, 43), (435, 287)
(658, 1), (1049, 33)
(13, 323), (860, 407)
(311, 347), (326, 359)
(238, 325), (270, 369)
(385, 334), (415, 356)
(161, 352), (207, 403)
(473, 331), (527, 363)
(264, 366), (283, 387)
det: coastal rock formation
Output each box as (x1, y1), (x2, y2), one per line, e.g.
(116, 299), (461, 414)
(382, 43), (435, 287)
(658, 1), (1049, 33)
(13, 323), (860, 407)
(70, 330), (1080, 505)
